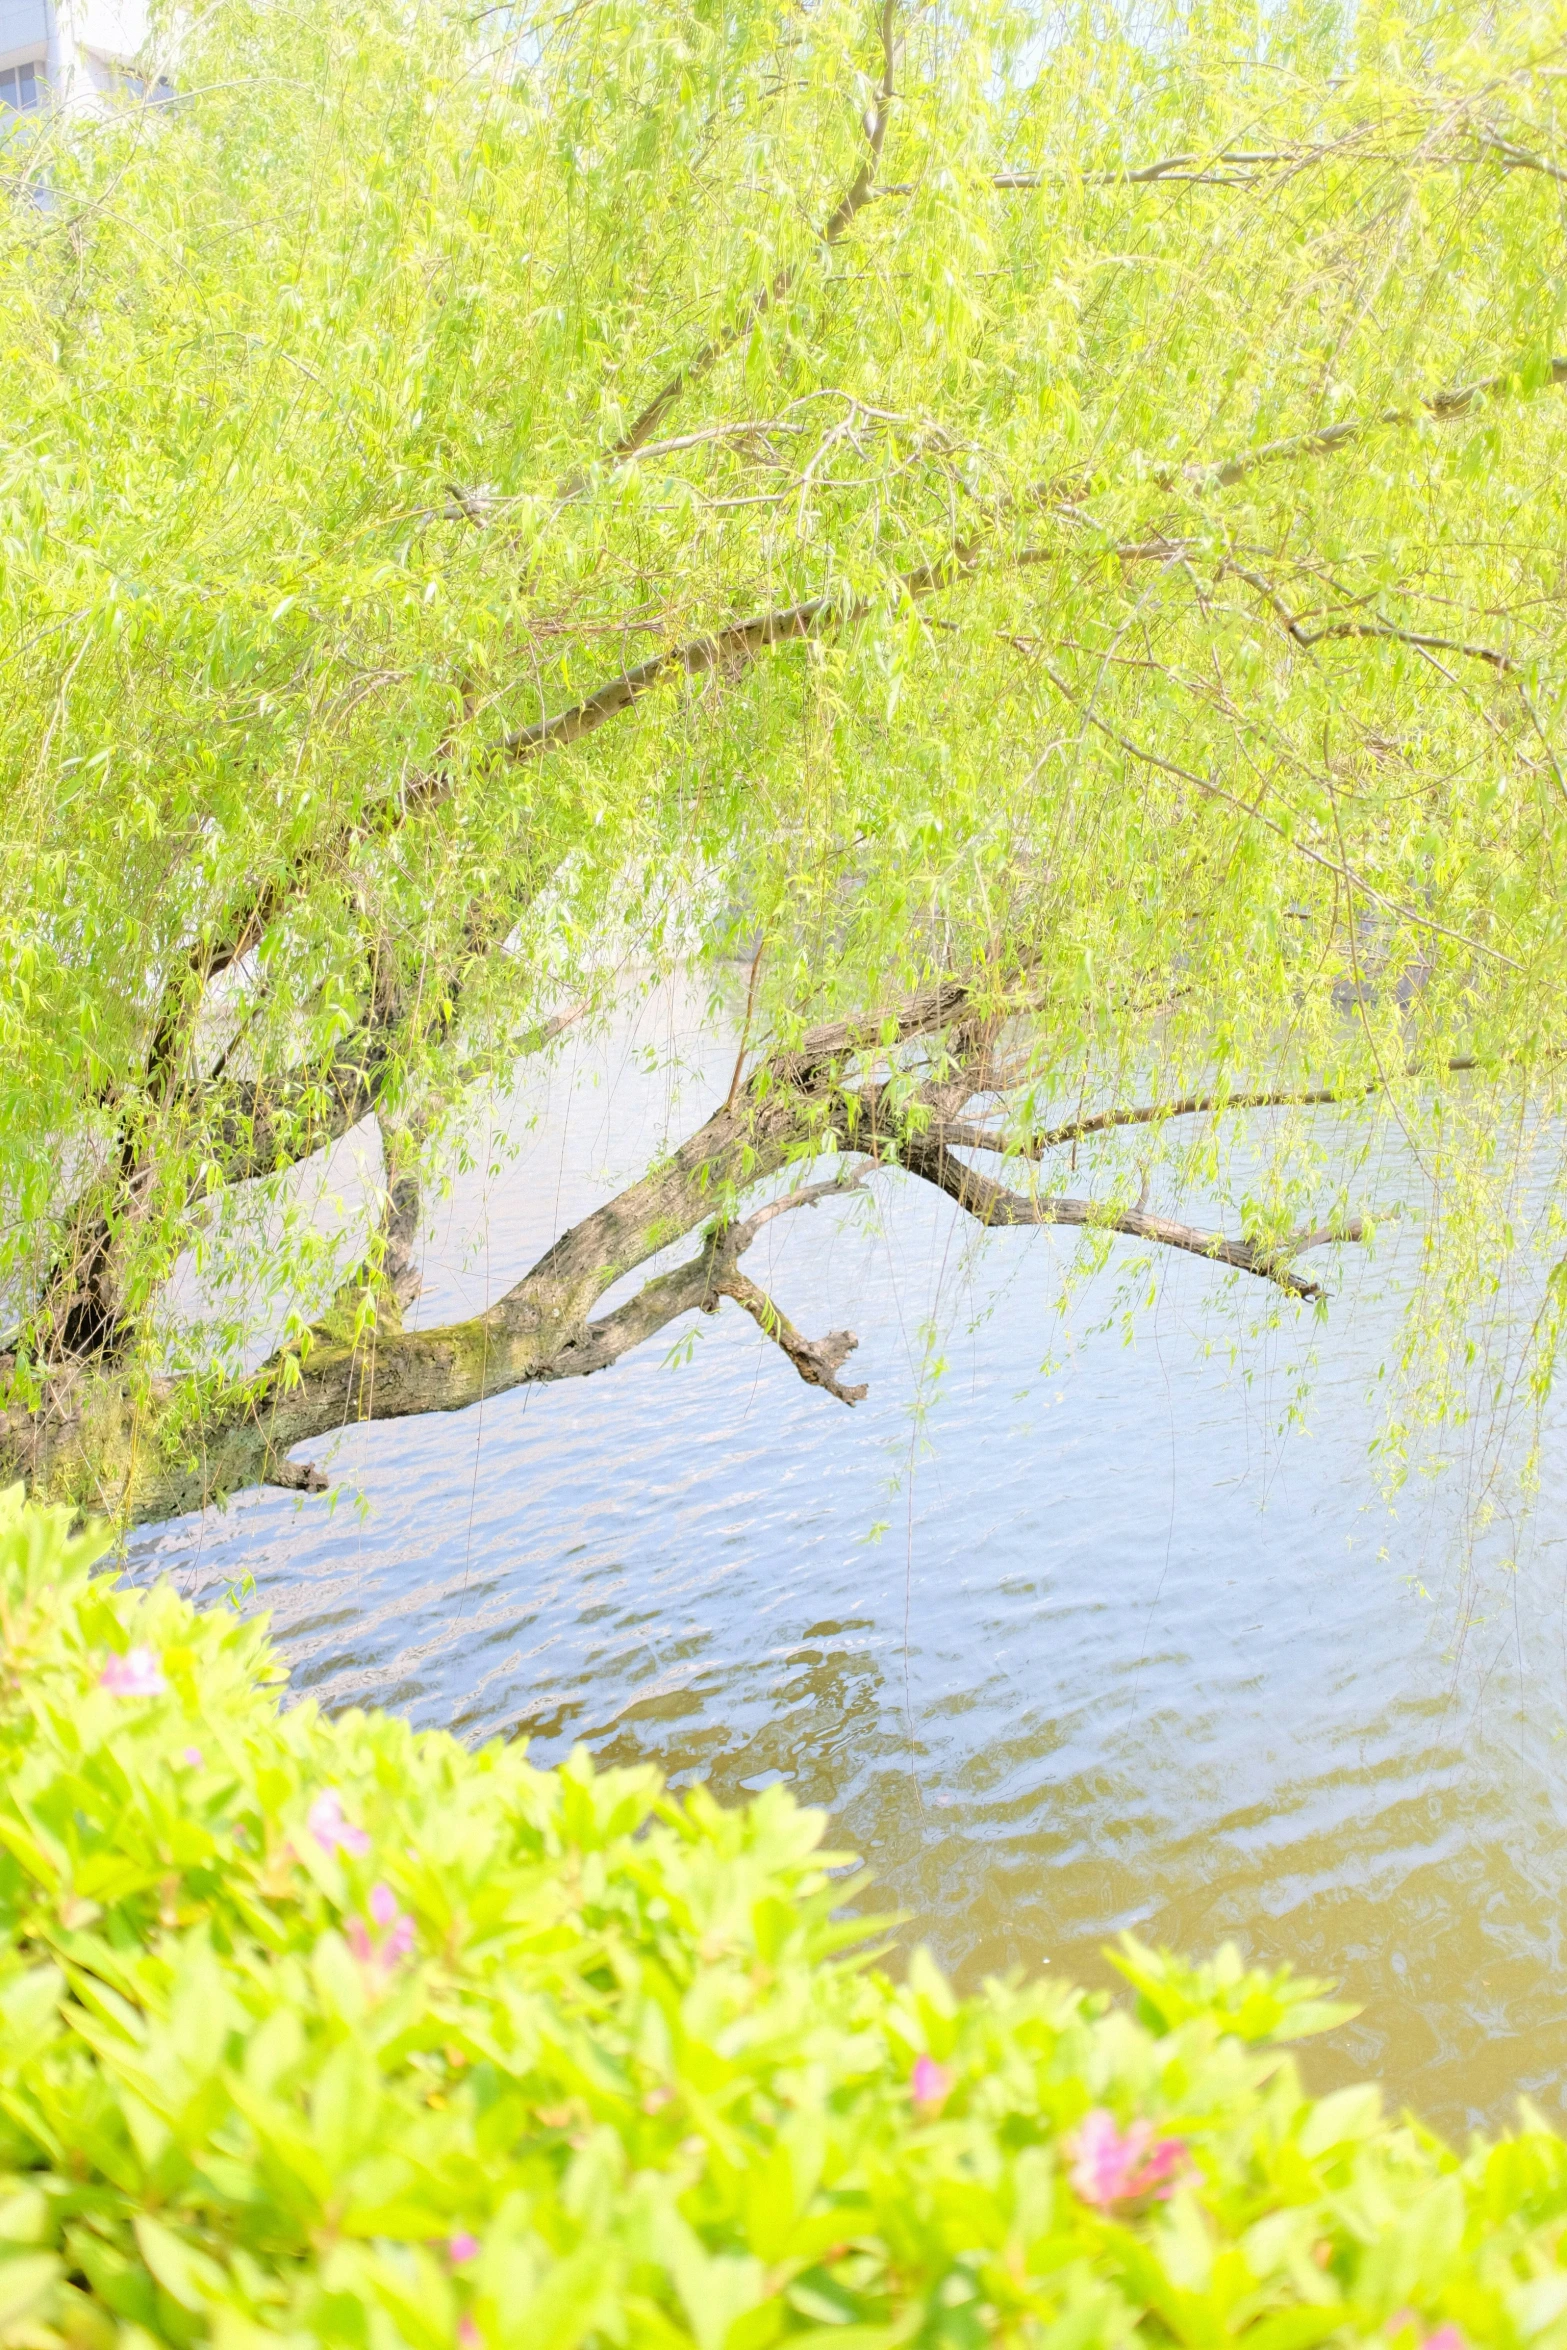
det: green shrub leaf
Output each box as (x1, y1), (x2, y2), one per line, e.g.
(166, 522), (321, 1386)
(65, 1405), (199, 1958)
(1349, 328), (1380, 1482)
(0, 1492), (1555, 2350)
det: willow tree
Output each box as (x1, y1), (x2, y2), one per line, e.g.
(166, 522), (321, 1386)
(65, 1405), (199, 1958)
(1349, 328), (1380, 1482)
(1, 0), (1564, 1522)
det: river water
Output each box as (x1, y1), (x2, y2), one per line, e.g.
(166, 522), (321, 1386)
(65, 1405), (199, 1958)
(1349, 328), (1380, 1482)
(129, 982), (1567, 2143)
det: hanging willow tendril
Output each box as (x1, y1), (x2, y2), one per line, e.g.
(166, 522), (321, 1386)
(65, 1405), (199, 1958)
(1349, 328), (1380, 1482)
(1, 0), (1565, 1519)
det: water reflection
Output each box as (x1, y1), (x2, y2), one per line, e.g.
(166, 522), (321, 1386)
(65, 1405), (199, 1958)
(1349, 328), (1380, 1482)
(130, 983), (1567, 2142)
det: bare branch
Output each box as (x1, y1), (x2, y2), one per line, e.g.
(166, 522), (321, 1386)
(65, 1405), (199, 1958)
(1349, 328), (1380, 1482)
(1278, 1217), (1367, 1259)
(1228, 563), (1515, 671)
(932, 1060), (1481, 1158)
(876, 136), (1357, 201)
(1035, 120), (1548, 195)
(1294, 618), (1516, 671)
(898, 1130), (1359, 1301)
(717, 1272), (868, 1403)
(1477, 130), (1567, 186)
(735, 1170), (871, 1233)
(985, 147), (1305, 190)
(933, 1085), (1376, 1156)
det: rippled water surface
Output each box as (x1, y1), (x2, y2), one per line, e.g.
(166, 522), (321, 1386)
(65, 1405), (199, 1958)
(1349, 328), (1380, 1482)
(130, 986), (1567, 2141)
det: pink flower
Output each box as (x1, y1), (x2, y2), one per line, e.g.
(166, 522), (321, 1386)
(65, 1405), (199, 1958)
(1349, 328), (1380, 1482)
(181, 1747), (204, 1768)
(100, 1647), (166, 1697)
(1068, 2109), (1188, 2207)
(346, 1883), (416, 1979)
(369, 1879), (415, 1962)
(308, 1791), (371, 1857)
(448, 2231), (480, 2266)
(911, 2054), (953, 2110)
(457, 2321), (481, 2350)
(1422, 2332), (1463, 2350)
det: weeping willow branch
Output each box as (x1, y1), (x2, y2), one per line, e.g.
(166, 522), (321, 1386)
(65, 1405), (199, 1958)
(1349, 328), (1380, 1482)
(1183, 356), (1567, 490)
(1036, 663), (1525, 971)
(605, 0), (899, 466)
(132, 313), (1554, 1139)
(1227, 563), (1517, 670)
(1, 977), (1381, 1521)
(899, 1129), (1360, 1301)
(47, 416), (1521, 1372)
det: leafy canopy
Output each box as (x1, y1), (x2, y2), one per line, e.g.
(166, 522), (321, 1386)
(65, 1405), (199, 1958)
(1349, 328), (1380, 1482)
(2, 0), (1567, 1453)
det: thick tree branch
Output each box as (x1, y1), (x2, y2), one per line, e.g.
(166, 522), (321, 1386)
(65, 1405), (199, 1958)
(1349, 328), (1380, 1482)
(30, 1020), (401, 1366)
(37, 983), (579, 1374)
(0, 974), (1387, 1522)
(0, 980), (971, 1511)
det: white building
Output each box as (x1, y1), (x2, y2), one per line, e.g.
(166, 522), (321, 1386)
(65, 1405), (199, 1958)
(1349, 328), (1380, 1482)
(0, 0), (164, 115)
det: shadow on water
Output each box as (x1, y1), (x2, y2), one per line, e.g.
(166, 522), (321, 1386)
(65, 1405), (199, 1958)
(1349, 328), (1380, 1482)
(130, 980), (1567, 2142)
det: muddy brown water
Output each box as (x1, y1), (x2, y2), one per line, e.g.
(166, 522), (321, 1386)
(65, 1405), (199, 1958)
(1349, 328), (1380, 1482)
(130, 985), (1567, 2142)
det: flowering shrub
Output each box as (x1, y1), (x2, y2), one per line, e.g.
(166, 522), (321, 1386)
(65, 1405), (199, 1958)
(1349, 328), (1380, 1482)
(0, 1491), (1565, 2349)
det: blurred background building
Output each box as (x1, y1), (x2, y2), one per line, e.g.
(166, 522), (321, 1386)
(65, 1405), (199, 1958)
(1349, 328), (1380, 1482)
(0, 0), (167, 116)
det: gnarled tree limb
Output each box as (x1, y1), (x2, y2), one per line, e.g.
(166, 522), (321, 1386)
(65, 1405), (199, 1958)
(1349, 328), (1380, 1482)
(718, 1270), (868, 1402)
(1, 976), (1379, 1522)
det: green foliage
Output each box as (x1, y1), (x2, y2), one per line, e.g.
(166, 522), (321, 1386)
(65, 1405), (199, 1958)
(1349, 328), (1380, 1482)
(6, 0), (1567, 1463)
(1107, 1939), (1361, 2049)
(0, 1488), (1561, 2348)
